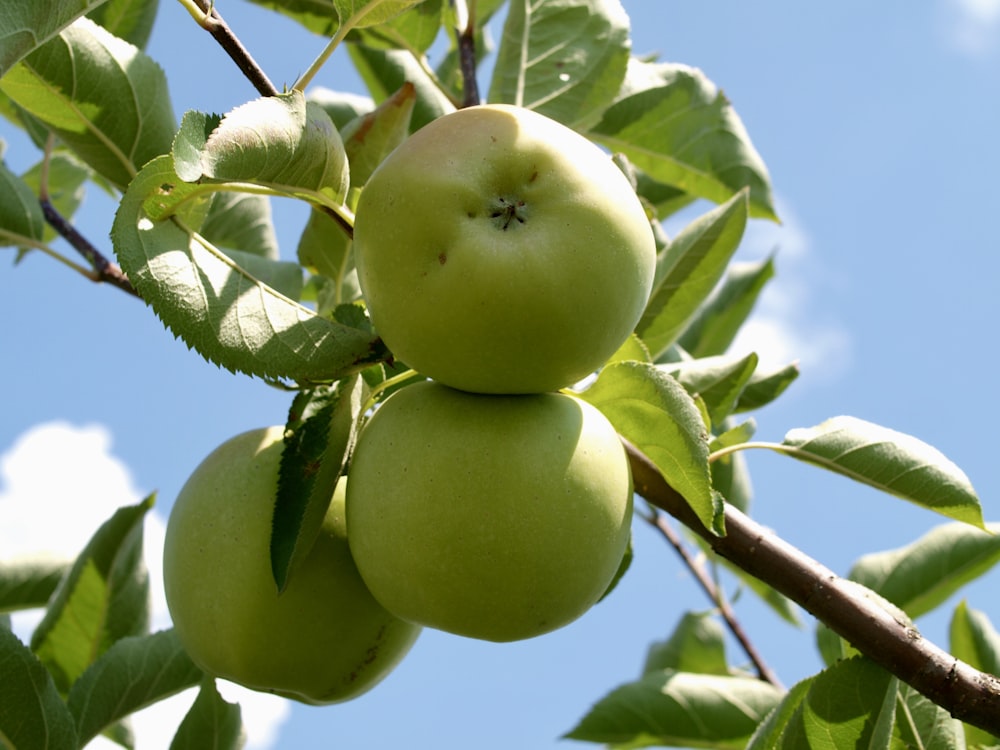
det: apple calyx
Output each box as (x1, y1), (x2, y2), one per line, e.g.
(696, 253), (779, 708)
(489, 196), (528, 231)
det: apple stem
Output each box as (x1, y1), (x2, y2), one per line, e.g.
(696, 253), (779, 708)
(456, 0), (481, 107)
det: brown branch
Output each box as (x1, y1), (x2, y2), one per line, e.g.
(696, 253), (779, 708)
(457, 2), (480, 107)
(624, 438), (1000, 736)
(645, 510), (783, 689)
(39, 199), (139, 298)
(193, 0), (279, 97)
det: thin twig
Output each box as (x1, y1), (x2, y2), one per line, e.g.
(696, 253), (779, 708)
(190, 0), (279, 97)
(456, 0), (480, 107)
(38, 199), (138, 298)
(644, 510), (783, 688)
(624, 438), (1000, 737)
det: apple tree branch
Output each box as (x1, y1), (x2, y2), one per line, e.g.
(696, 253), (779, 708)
(624, 438), (1000, 737)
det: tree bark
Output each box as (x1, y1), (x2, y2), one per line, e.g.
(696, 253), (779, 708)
(625, 439), (1000, 737)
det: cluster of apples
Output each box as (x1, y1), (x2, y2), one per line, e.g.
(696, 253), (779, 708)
(162, 105), (656, 705)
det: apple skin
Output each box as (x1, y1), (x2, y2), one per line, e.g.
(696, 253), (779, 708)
(162, 427), (421, 705)
(345, 381), (633, 642)
(353, 104), (656, 394)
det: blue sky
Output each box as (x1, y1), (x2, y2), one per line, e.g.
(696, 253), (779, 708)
(2, 1), (999, 747)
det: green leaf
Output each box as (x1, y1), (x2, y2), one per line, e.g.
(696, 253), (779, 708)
(892, 684), (967, 750)
(175, 92), (349, 207)
(677, 256), (776, 358)
(637, 191), (749, 359)
(0, 157), (45, 248)
(347, 42), (455, 132)
(0, 17), (176, 189)
(664, 353), (759, 427)
(792, 657), (897, 750)
(340, 81), (417, 188)
(580, 360), (717, 533)
(350, 0), (443, 54)
(30, 496), (153, 694)
(0, 626), (78, 750)
(734, 361), (800, 413)
(589, 58), (777, 220)
(781, 416), (985, 528)
(87, 0), (160, 49)
(296, 208), (360, 308)
(950, 601), (1000, 748)
(241, 0), (339, 36)
(489, 0), (630, 128)
(564, 670), (782, 749)
(200, 191), (279, 260)
(0, 0), (108, 77)
(744, 676), (813, 750)
(112, 155), (387, 383)
(642, 612), (730, 677)
(0, 558), (69, 612)
(67, 629), (203, 747)
(635, 170), (697, 221)
(711, 441), (753, 512)
(334, 0), (428, 29)
(169, 677), (245, 750)
(272, 375), (363, 592)
(848, 522), (1000, 620)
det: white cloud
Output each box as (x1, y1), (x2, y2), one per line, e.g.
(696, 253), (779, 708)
(944, 0), (1000, 56)
(0, 422), (291, 750)
(727, 202), (852, 382)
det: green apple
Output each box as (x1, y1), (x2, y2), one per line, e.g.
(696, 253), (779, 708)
(353, 104), (656, 394)
(163, 427), (421, 704)
(346, 381), (633, 642)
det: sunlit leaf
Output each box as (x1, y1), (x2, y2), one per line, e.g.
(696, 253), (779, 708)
(489, 0), (630, 128)
(637, 191), (748, 359)
(0, 0), (108, 77)
(782, 417), (985, 528)
(792, 657), (896, 750)
(0, 17), (176, 189)
(590, 59), (777, 220)
(580, 360), (718, 533)
(87, 0), (160, 49)
(112, 155), (387, 383)
(663, 352), (758, 427)
(333, 0), (428, 29)
(67, 629), (202, 747)
(0, 627), (77, 749)
(174, 92), (349, 207)
(351, 0), (443, 54)
(30, 496), (153, 693)
(565, 670), (782, 749)
(848, 522), (1000, 619)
